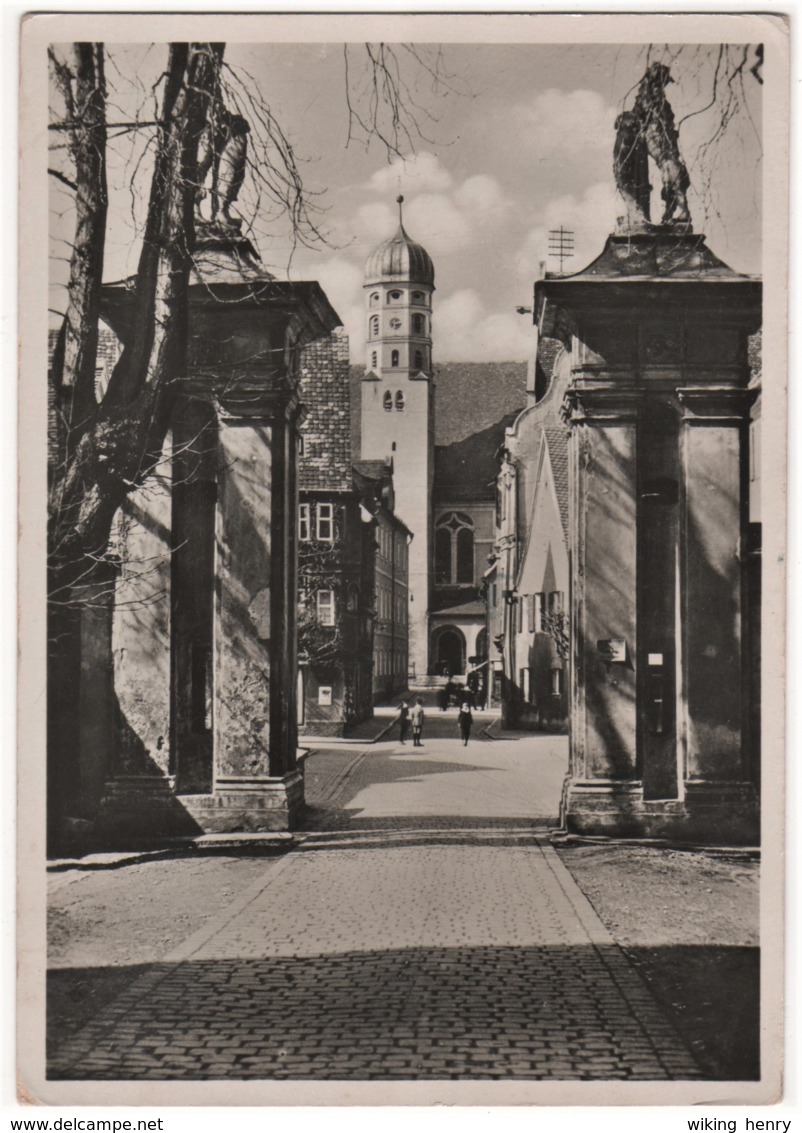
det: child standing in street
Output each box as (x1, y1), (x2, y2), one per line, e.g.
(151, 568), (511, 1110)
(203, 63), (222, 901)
(458, 701), (473, 746)
(398, 700), (410, 744)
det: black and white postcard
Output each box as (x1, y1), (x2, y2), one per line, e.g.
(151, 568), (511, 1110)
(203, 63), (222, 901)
(17, 10), (789, 1107)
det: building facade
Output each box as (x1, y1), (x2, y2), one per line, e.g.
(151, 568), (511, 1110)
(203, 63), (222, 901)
(486, 337), (570, 729)
(298, 330), (409, 734)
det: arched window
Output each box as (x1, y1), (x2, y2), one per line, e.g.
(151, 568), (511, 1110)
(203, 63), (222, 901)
(395, 390), (405, 412)
(370, 315), (379, 337)
(388, 290), (402, 302)
(412, 313), (424, 335)
(456, 526), (473, 583)
(370, 292), (380, 305)
(435, 526), (451, 585)
(414, 350), (423, 370)
(412, 290), (424, 303)
(371, 351), (378, 370)
(383, 391), (392, 412)
(391, 350), (399, 368)
(435, 512), (475, 586)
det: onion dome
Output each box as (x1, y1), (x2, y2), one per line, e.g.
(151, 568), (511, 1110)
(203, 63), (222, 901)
(364, 196), (435, 288)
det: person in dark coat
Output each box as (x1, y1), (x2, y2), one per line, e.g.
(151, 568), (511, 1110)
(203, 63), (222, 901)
(411, 698), (425, 747)
(398, 700), (410, 744)
(438, 685), (449, 712)
(458, 701), (473, 746)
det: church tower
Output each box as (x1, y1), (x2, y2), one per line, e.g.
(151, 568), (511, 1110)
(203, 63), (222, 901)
(361, 197), (435, 680)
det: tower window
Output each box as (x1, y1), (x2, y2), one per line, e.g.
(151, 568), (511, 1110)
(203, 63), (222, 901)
(412, 314), (424, 335)
(412, 291), (424, 302)
(414, 350), (423, 370)
(371, 351), (378, 370)
(370, 315), (379, 337)
(383, 391), (393, 412)
(395, 391), (405, 412)
(391, 350), (399, 368)
(370, 292), (380, 305)
(435, 512), (475, 586)
(389, 317), (402, 331)
(388, 290), (402, 301)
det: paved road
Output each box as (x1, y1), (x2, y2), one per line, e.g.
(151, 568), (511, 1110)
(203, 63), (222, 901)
(49, 730), (702, 1082)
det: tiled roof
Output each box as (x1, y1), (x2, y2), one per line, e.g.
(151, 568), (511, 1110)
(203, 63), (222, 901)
(432, 362), (528, 446)
(350, 361), (528, 457)
(543, 424), (570, 540)
(434, 412), (519, 503)
(429, 599), (486, 618)
(299, 328), (352, 492)
(353, 459), (391, 481)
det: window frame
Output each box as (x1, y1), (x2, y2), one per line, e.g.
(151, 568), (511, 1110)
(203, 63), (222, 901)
(316, 589), (335, 626)
(298, 502), (310, 541)
(316, 502), (334, 541)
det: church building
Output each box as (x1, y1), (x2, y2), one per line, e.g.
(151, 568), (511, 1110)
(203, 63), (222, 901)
(355, 200), (528, 682)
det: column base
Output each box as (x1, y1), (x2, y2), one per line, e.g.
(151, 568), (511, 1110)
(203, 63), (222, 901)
(181, 772), (305, 833)
(561, 777), (758, 845)
(96, 770), (305, 841)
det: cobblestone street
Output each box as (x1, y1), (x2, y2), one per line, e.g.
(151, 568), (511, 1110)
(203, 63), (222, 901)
(49, 727), (706, 1082)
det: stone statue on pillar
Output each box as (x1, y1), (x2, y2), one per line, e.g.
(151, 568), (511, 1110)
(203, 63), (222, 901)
(614, 62), (692, 230)
(196, 101), (250, 231)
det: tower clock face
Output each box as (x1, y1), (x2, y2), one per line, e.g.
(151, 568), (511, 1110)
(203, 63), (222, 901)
(389, 318), (402, 330)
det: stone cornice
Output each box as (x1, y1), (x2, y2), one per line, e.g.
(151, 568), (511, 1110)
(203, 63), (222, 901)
(677, 386), (758, 424)
(561, 387), (642, 426)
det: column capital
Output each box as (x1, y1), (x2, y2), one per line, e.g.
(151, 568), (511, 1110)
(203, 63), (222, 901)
(561, 386), (641, 427)
(184, 367), (303, 425)
(677, 385), (758, 424)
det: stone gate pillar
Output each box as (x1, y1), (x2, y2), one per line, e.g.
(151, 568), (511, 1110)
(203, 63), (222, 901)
(537, 232), (761, 843)
(101, 232), (340, 835)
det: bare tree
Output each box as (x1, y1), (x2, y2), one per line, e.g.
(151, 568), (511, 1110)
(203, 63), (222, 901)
(48, 42), (224, 605)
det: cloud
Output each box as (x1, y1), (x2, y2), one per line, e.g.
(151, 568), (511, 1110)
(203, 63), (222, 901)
(434, 288), (535, 363)
(515, 180), (619, 284)
(514, 88), (617, 157)
(366, 151), (453, 195)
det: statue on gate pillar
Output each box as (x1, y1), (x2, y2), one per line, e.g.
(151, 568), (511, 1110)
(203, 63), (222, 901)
(614, 62), (692, 230)
(196, 100), (250, 231)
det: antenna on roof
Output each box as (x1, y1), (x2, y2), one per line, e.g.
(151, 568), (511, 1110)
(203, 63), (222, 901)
(397, 194), (404, 226)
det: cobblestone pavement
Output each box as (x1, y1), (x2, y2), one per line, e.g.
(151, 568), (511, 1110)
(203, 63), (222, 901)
(49, 734), (702, 1081)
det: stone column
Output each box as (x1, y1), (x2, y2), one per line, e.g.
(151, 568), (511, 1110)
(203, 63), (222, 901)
(562, 387), (641, 829)
(677, 385), (758, 834)
(536, 231), (761, 843)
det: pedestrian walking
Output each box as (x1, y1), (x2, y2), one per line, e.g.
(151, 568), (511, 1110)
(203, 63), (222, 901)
(411, 698), (425, 746)
(458, 701), (473, 746)
(398, 700), (410, 744)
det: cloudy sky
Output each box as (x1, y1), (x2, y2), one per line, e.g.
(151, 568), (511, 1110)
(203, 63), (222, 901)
(50, 40), (762, 363)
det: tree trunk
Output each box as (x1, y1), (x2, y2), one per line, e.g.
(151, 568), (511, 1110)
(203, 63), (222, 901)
(49, 42), (224, 597)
